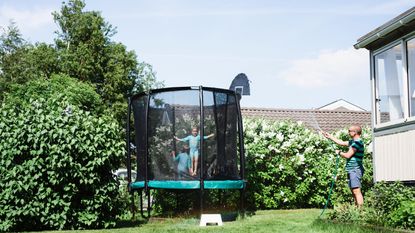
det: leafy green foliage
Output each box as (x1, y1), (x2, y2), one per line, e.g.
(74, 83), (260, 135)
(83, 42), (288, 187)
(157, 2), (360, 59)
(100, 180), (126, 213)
(1, 0), (163, 127)
(0, 22), (30, 98)
(389, 200), (415, 230)
(243, 118), (373, 210)
(0, 24), (61, 97)
(0, 96), (125, 231)
(52, 0), (163, 124)
(6, 74), (103, 113)
(329, 182), (415, 230)
(366, 182), (415, 221)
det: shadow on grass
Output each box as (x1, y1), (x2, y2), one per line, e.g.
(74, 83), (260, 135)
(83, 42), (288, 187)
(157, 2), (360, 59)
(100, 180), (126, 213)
(115, 218), (148, 228)
(312, 218), (405, 233)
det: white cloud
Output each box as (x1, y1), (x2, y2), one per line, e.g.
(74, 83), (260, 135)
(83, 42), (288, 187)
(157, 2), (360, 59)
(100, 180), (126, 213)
(0, 5), (54, 33)
(278, 47), (369, 88)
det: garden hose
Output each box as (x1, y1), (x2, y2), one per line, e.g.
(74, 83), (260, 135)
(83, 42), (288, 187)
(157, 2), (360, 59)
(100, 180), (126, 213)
(319, 151), (340, 218)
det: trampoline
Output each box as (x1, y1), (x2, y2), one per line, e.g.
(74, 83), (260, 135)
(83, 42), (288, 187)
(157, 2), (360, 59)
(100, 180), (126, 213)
(126, 86), (246, 216)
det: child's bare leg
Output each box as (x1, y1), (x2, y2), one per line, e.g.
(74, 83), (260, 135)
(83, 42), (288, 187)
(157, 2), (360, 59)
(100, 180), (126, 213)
(190, 157), (196, 176)
(193, 157), (198, 176)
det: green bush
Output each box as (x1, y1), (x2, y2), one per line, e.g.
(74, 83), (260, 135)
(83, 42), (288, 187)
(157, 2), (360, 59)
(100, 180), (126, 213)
(365, 182), (415, 222)
(6, 74), (103, 113)
(328, 204), (364, 223)
(330, 182), (415, 230)
(243, 118), (373, 210)
(0, 96), (125, 231)
(389, 201), (415, 230)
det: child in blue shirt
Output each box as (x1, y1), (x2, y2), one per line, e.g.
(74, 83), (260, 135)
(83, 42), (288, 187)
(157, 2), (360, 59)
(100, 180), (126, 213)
(171, 145), (192, 179)
(174, 127), (214, 176)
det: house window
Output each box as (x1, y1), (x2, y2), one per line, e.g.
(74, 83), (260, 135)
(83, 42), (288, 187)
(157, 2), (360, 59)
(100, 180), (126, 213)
(374, 43), (404, 124)
(407, 38), (415, 117)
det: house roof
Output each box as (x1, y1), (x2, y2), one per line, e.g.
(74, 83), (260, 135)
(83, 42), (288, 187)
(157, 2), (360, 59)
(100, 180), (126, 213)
(354, 7), (415, 50)
(241, 107), (371, 132)
(318, 99), (367, 112)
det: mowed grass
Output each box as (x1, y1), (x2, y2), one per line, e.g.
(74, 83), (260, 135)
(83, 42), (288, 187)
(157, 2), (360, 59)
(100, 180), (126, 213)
(43, 209), (401, 233)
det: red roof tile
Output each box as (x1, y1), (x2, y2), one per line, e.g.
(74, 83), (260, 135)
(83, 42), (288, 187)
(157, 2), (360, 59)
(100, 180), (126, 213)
(241, 107), (371, 132)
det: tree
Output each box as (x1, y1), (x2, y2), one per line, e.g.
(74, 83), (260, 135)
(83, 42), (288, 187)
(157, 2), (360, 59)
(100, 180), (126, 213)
(1, 0), (163, 122)
(0, 22), (30, 99)
(0, 23), (61, 101)
(52, 0), (157, 122)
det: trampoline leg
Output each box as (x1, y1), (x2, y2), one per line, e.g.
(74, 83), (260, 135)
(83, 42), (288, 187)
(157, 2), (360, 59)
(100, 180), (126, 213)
(240, 188), (246, 219)
(175, 191), (178, 211)
(200, 189), (204, 215)
(140, 190), (144, 218)
(147, 189), (151, 218)
(131, 190), (135, 219)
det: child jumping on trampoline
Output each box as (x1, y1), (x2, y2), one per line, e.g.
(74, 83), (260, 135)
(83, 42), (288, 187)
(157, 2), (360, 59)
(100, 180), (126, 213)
(174, 126), (214, 176)
(171, 145), (192, 179)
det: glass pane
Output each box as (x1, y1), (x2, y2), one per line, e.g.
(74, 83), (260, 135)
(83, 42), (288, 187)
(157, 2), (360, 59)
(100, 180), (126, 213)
(375, 44), (404, 123)
(147, 90), (200, 180)
(407, 38), (415, 117)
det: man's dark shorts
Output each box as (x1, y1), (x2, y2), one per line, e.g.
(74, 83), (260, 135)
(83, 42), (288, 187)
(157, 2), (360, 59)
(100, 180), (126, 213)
(347, 167), (364, 189)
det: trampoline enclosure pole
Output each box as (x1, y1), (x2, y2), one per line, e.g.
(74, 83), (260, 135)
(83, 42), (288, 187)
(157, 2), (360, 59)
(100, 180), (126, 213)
(199, 86), (205, 214)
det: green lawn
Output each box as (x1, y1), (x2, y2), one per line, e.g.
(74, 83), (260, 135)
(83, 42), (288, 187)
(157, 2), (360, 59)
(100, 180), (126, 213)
(43, 209), (401, 233)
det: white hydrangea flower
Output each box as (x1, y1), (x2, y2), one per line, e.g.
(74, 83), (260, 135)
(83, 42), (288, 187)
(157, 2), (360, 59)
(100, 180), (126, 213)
(276, 133), (284, 142)
(257, 154), (265, 159)
(297, 154), (305, 164)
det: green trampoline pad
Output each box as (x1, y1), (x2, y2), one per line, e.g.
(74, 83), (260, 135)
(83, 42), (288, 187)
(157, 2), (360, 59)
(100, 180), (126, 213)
(130, 180), (246, 190)
(204, 180), (246, 189)
(130, 181), (145, 189)
(149, 180), (200, 189)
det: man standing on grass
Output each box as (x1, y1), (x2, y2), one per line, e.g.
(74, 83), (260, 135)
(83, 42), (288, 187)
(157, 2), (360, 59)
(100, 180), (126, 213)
(322, 125), (365, 207)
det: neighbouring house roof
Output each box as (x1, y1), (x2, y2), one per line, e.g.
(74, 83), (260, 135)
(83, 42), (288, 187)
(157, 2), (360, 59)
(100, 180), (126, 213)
(241, 107), (371, 132)
(318, 99), (367, 112)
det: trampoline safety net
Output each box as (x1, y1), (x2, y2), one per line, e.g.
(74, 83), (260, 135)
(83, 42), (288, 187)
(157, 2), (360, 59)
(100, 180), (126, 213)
(130, 88), (242, 182)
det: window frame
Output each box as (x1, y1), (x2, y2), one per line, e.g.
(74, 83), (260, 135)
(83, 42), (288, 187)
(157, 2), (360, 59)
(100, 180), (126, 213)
(372, 34), (415, 129)
(405, 34), (415, 121)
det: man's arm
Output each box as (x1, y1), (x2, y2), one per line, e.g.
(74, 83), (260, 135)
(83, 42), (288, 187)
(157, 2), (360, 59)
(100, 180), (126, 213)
(336, 147), (356, 159)
(321, 131), (348, 147)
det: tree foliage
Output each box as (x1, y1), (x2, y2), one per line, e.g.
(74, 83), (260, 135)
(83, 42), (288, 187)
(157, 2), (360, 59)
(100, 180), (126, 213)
(52, 0), (163, 121)
(6, 74), (103, 113)
(0, 0), (163, 121)
(0, 24), (61, 97)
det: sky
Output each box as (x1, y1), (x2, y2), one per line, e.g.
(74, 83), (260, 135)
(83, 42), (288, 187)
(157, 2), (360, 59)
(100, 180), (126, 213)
(1, 1), (414, 110)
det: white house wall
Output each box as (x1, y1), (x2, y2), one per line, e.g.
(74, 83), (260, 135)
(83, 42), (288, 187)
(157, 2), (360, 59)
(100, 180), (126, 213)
(374, 130), (415, 182)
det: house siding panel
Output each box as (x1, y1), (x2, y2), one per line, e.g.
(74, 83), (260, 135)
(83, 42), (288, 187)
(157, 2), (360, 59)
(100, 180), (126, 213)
(374, 130), (415, 182)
